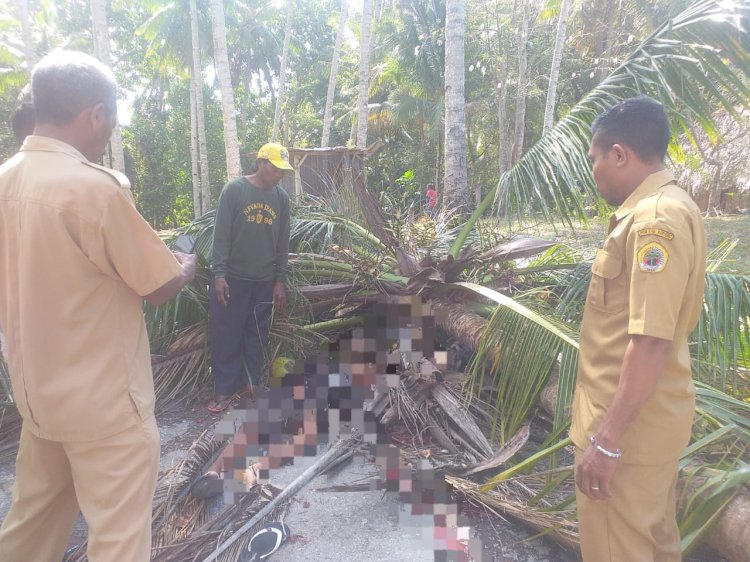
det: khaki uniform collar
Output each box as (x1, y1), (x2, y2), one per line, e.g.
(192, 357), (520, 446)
(20, 135), (88, 163)
(614, 169), (676, 222)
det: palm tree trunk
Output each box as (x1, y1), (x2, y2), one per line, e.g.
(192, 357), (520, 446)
(443, 0), (468, 213)
(321, 1), (348, 148)
(511, 0), (530, 165)
(355, 0), (373, 149)
(543, 0), (571, 135)
(90, 0), (126, 173)
(189, 0), (211, 214)
(209, 0), (241, 180)
(435, 132), (442, 198)
(497, 57), (510, 176)
(272, 0), (293, 143)
(190, 84), (201, 218)
(15, 0), (35, 74)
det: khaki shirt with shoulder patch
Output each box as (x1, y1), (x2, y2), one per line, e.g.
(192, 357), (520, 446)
(570, 170), (707, 464)
(0, 136), (182, 441)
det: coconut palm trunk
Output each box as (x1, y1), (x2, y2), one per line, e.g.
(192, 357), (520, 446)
(189, 0), (211, 215)
(443, 0), (468, 212)
(321, 0), (348, 148)
(511, 0), (531, 165)
(543, 0), (572, 135)
(496, 57), (510, 176)
(15, 0), (35, 74)
(90, 0), (126, 173)
(272, 0), (293, 143)
(209, 0), (241, 180)
(355, 0), (373, 149)
(190, 85), (201, 219)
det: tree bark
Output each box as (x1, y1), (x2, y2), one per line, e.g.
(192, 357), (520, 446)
(189, 84), (201, 219)
(497, 56), (510, 176)
(272, 0), (293, 143)
(15, 0), (35, 74)
(443, 0), (468, 213)
(90, 0), (126, 173)
(543, 0), (571, 135)
(355, 0), (373, 149)
(210, 0), (242, 180)
(511, 0), (530, 165)
(190, 0), (211, 215)
(321, 1), (347, 147)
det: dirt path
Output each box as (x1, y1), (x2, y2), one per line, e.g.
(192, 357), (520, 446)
(0, 399), (727, 561)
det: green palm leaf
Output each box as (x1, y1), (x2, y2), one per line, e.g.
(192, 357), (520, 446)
(458, 282), (579, 444)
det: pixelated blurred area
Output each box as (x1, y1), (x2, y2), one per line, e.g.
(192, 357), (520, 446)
(196, 296), (489, 561)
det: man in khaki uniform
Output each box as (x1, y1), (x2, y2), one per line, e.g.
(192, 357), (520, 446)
(570, 96), (706, 561)
(0, 51), (196, 561)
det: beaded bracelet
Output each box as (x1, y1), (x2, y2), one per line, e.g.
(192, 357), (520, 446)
(589, 435), (622, 459)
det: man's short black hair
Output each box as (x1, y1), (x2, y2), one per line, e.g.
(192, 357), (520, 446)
(11, 101), (35, 145)
(591, 96), (670, 163)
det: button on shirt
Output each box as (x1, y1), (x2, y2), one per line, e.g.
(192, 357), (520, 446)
(0, 136), (182, 441)
(570, 170), (707, 464)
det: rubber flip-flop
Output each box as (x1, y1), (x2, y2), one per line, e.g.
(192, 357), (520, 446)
(239, 521), (291, 561)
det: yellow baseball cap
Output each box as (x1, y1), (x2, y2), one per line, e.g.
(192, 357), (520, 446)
(257, 142), (293, 170)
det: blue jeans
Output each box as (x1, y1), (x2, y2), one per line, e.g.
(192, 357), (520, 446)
(209, 277), (274, 396)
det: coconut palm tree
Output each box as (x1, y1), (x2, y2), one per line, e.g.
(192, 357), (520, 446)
(354, 0), (374, 148)
(543, 0), (573, 134)
(209, 0), (241, 179)
(14, 0), (36, 74)
(321, 0), (347, 148)
(137, 0), (212, 216)
(271, 0), (293, 143)
(443, 0), (468, 212)
(90, 0), (126, 173)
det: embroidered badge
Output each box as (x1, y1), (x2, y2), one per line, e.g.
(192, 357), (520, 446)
(637, 242), (668, 273)
(638, 228), (674, 240)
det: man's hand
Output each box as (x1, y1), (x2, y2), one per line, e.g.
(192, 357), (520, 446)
(174, 252), (197, 282)
(215, 277), (230, 306)
(272, 280), (286, 311)
(144, 252), (197, 306)
(575, 444), (618, 501)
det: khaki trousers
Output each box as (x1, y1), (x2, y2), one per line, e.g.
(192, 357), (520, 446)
(575, 449), (681, 562)
(0, 417), (160, 562)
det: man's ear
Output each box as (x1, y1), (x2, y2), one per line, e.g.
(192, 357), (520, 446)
(90, 103), (108, 127)
(611, 143), (629, 167)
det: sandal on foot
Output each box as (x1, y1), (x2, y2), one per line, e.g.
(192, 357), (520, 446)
(207, 395), (234, 414)
(240, 521), (291, 561)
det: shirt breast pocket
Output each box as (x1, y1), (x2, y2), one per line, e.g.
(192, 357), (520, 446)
(588, 249), (627, 313)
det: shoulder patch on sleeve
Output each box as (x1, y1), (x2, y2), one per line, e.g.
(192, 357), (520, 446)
(638, 227), (674, 240)
(637, 242), (669, 273)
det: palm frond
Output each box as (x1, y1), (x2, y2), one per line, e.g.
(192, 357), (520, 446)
(459, 283), (579, 444)
(491, 0), (750, 226)
(693, 273), (750, 392)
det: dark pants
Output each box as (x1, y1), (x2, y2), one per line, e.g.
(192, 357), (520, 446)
(209, 277), (275, 396)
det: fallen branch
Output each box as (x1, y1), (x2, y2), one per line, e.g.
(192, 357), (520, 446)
(202, 436), (360, 562)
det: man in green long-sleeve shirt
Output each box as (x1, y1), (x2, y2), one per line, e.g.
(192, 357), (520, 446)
(208, 142), (292, 413)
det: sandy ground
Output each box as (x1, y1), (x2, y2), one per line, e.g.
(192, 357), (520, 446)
(0, 400), (726, 561)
